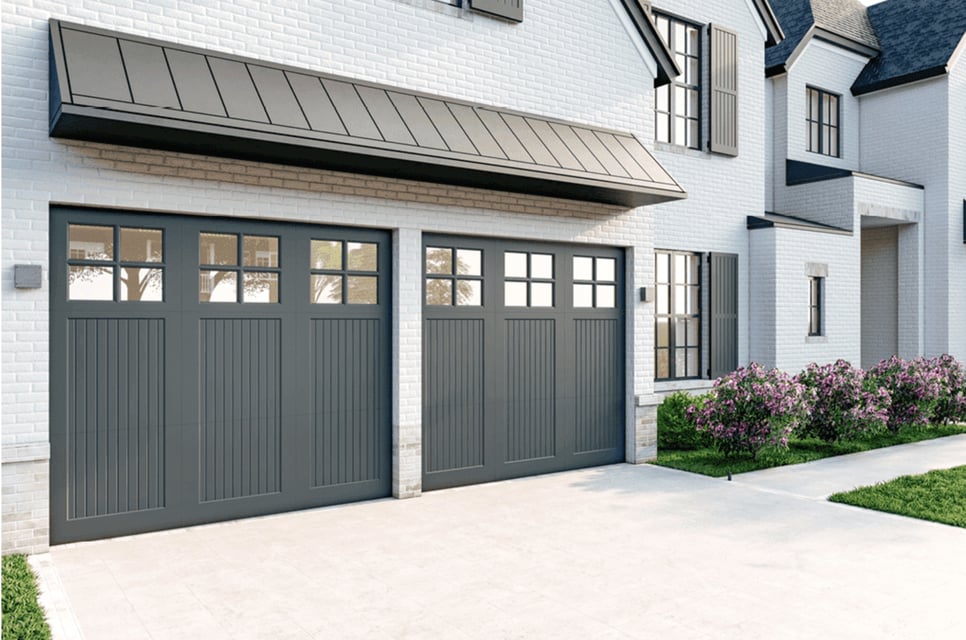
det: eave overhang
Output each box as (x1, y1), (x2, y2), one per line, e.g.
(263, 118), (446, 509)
(48, 19), (686, 209)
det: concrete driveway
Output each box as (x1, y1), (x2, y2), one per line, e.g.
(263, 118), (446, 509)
(32, 437), (966, 640)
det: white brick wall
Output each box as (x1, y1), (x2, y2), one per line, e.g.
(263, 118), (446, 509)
(751, 226), (860, 372)
(946, 60), (966, 361)
(651, 0), (770, 390)
(860, 77), (951, 358)
(1, 0), (672, 553)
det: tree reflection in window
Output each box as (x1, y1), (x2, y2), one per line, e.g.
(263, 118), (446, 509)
(199, 233), (279, 303)
(67, 224), (164, 301)
(311, 240), (378, 305)
(425, 246), (482, 306)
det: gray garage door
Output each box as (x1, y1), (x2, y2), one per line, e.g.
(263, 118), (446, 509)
(50, 207), (391, 543)
(422, 235), (625, 490)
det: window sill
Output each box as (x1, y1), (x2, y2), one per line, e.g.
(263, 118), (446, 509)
(653, 142), (705, 157)
(654, 378), (713, 395)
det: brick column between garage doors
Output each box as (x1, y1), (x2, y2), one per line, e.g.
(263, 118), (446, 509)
(393, 227), (422, 499)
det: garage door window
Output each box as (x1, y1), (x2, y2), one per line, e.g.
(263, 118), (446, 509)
(573, 256), (616, 308)
(504, 251), (554, 307)
(199, 232), (279, 303)
(425, 246), (483, 306)
(68, 224), (164, 302)
(310, 239), (378, 305)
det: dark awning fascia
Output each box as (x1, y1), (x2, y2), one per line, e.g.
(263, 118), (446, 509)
(747, 213), (851, 236)
(48, 20), (686, 209)
(786, 159), (923, 189)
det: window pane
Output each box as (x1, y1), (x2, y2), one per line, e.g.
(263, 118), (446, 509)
(456, 249), (482, 276)
(505, 281), (528, 306)
(808, 88), (818, 119)
(243, 272), (279, 303)
(656, 84), (670, 111)
(596, 258), (616, 282)
(456, 280), (482, 306)
(823, 126), (832, 155)
(348, 242), (378, 272)
(656, 253), (670, 283)
(504, 252), (528, 278)
(673, 86), (687, 116)
(828, 95), (838, 125)
(311, 274), (342, 304)
(426, 247), (452, 275)
(426, 278), (452, 306)
(68, 265), (113, 300)
(688, 286), (699, 314)
(656, 16), (669, 43)
(574, 283), (593, 307)
(675, 318), (688, 347)
(596, 284), (615, 308)
(687, 87), (699, 116)
(829, 128), (839, 157)
(244, 236), (279, 268)
(809, 122), (820, 152)
(810, 308), (821, 334)
(656, 111), (670, 143)
(657, 349), (670, 378)
(688, 255), (699, 284)
(657, 284), (670, 314)
(120, 228), (163, 263)
(687, 348), (699, 376)
(311, 240), (342, 270)
(200, 233), (237, 266)
(674, 22), (686, 51)
(656, 318), (670, 347)
(200, 270), (237, 302)
(687, 119), (699, 149)
(674, 285), (687, 314)
(675, 349), (686, 378)
(573, 256), (594, 281)
(688, 317), (700, 346)
(673, 254), (687, 282)
(120, 267), (162, 301)
(69, 225), (113, 261)
(674, 116), (687, 145)
(686, 27), (699, 55)
(346, 276), (377, 304)
(531, 282), (554, 307)
(531, 254), (553, 279)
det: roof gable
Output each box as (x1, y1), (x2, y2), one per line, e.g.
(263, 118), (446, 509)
(766, 0), (879, 73)
(853, 0), (966, 94)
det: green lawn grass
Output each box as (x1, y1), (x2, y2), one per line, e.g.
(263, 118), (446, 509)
(2, 554), (51, 640)
(652, 423), (966, 477)
(829, 465), (966, 528)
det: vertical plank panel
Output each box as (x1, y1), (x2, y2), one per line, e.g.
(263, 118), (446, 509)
(574, 319), (622, 453)
(505, 319), (555, 462)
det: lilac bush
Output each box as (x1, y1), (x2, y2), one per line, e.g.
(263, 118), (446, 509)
(795, 360), (889, 442)
(927, 354), (966, 425)
(867, 356), (943, 432)
(689, 363), (809, 458)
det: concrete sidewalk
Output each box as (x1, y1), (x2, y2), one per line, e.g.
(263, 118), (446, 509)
(32, 437), (966, 640)
(732, 433), (966, 499)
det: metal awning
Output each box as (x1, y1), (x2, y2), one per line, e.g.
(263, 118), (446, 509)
(48, 20), (686, 208)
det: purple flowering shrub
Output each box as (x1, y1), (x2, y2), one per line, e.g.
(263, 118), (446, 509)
(927, 355), (966, 425)
(689, 363), (809, 457)
(795, 360), (889, 442)
(867, 356), (943, 432)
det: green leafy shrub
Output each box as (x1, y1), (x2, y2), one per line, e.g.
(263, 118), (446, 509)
(690, 363), (809, 458)
(657, 391), (708, 450)
(2, 554), (51, 640)
(795, 360), (890, 442)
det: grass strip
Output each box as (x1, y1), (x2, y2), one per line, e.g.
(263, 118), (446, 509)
(829, 465), (966, 528)
(651, 423), (966, 477)
(2, 554), (52, 640)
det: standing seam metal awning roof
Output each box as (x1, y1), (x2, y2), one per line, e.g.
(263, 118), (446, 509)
(48, 20), (686, 208)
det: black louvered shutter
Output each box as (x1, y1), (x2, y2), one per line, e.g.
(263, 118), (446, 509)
(709, 252), (738, 379)
(709, 24), (739, 156)
(470, 0), (523, 22)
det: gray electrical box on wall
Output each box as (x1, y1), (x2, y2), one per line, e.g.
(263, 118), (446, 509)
(14, 265), (43, 289)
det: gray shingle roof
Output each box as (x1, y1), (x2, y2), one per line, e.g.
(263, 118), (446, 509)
(853, 0), (966, 94)
(766, 0), (880, 70)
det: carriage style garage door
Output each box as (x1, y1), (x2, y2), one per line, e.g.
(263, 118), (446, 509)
(50, 207), (391, 543)
(422, 235), (625, 490)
